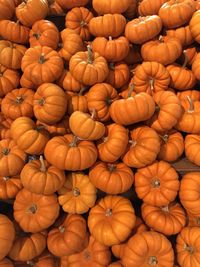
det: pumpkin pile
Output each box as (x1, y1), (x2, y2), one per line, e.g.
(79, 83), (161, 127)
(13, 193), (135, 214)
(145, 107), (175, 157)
(1, 0), (200, 266)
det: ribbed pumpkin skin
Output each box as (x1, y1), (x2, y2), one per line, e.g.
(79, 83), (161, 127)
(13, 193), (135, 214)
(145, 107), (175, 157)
(138, 0), (167, 16)
(92, 0), (131, 14)
(185, 134), (200, 166)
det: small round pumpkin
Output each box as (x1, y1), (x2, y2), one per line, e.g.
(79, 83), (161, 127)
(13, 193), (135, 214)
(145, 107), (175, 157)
(138, 0), (167, 16)
(89, 161), (134, 194)
(192, 52), (200, 80)
(56, 0), (89, 9)
(166, 25), (194, 47)
(88, 195), (136, 246)
(189, 10), (200, 43)
(0, 175), (22, 199)
(58, 172), (97, 214)
(92, 0), (130, 14)
(135, 160), (180, 207)
(177, 89), (200, 101)
(185, 134), (200, 166)
(0, 0), (15, 20)
(67, 89), (88, 115)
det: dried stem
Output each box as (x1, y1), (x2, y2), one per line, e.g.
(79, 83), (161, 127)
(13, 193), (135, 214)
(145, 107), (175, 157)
(39, 155), (46, 172)
(87, 45), (93, 64)
(187, 96), (194, 113)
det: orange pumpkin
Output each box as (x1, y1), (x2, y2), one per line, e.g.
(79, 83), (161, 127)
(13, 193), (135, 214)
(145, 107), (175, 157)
(0, 0), (15, 20)
(56, 0), (89, 9)
(65, 7), (94, 41)
(92, 0), (131, 14)
(179, 46), (197, 65)
(138, 0), (167, 16)
(14, 188), (60, 233)
(58, 172), (97, 214)
(89, 14), (126, 38)
(0, 215), (15, 260)
(86, 83), (118, 122)
(16, 0), (49, 27)
(135, 160), (180, 207)
(192, 52), (200, 80)
(29, 20), (59, 50)
(47, 214), (87, 257)
(48, 1), (64, 15)
(0, 138), (26, 177)
(142, 202), (186, 236)
(88, 195), (136, 246)
(0, 175), (22, 199)
(185, 134), (200, 166)
(0, 258), (14, 267)
(97, 123), (129, 162)
(123, 0), (137, 19)
(33, 83), (68, 124)
(21, 46), (63, 86)
(89, 161), (134, 194)
(20, 155), (65, 195)
(110, 92), (155, 125)
(69, 111), (105, 140)
(67, 89), (88, 115)
(44, 134), (97, 170)
(125, 15), (162, 44)
(158, 130), (184, 162)
(177, 89), (200, 101)
(122, 231), (174, 267)
(189, 10), (200, 43)
(166, 25), (194, 47)
(1, 88), (34, 120)
(122, 126), (160, 168)
(20, 73), (37, 90)
(11, 117), (50, 155)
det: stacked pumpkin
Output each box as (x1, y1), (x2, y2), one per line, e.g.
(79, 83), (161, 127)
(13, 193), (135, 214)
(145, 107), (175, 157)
(1, 0), (200, 266)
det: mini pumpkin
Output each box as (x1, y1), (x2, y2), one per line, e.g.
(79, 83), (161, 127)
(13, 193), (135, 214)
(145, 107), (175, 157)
(0, 0), (15, 20)
(122, 126), (160, 168)
(138, 0), (167, 16)
(177, 89), (200, 101)
(0, 65), (20, 97)
(56, 0), (89, 10)
(135, 160), (180, 207)
(58, 172), (97, 214)
(67, 89), (88, 115)
(88, 195), (136, 246)
(0, 175), (22, 199)
(189, 10), (200, 43)
(192, 52), (200, 80)
(185, 134), (200, 166)
(166, 25), (194, 47)
(92, 0), (130, 14)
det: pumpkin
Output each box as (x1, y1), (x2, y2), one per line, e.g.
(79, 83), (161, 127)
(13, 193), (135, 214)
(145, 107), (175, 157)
(132, 61), (170, 94)
(179, 172), (200, 215)
(0, 0), (15, 20)
(123, 0), (137, 19)
(158, 130), (184, 162)
(135, 160), (180, 207)
(65, 7), (93, 41)
(110, 92), (155, 125)
(112, 243), (126, 259)
(142, 202), (186, 236)
(58, 172), (96, 214)
(158, 0), (196, 29)
(8, 231), (46, 262)
(97, 123), (129, 162)
(67, 89), (88, 115)
(14, 188), (60, 233)
(1, 88), (34, 120)
(125, 15), (162, 45)
(138, 0), (167, 16)
(179, 46), (197, 66)
(16, 0), (49, 27)
(166, 25), (194, 47)
(177, 89), (200, 101)
(89, 14), (126, 38)
(0, 175), (22, 199)
(176, 97), (200, 133)
(48, 1), (64, 15)
(148, 91), (183, 132)
(0, 215), (15, 260)
(89, 161), (134, 194)
(69, 45), (109, 86)
(57, 68), (85, 92)
(26, 251), (59, 267)
(88, 195), (136, 246)
(20, 155), (65, 195)
(86, 83), (118, 122)
(44, 134), (97, 170)
(59, 28), (85, 62)
(187, 212), (200, 227)
(21, 46), (63, 86)
(56, 0), (89, 9)
(92, 36), (129, 62)
(69, 111), (105, 140)
(0, 41), (26, 70)
(0, 65), (20, 97)
(29, 20), (59, 50)
(122, 126), (160, 168)
(65, 235), (111, 267)
(0, 20), (29, 44)
(20, 74), (37, 90)
(33, 83), (68, 124)
(141, 35), (182, 65)
(0, 138), (26, 177)
(0, 258), (14, 267)
(47, 214), (87, 257)
(124, 44), (142, 65)
(122, 231), (174, 267)
(105, 62), (130, 89)
(189, 10), (200, 43)
(192, 53), (200, 80)
(11, 117), (50, 155)
(185, 134), (200, 166)
(92, 0), (131, 14)
(176, 227), (200, 267)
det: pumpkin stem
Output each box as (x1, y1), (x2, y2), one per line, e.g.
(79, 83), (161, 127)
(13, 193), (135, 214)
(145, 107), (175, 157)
(79, 87), (88, 95)
(83, 250), (91, 260)
(59, 226), (65, 233)
(186, 96), (194, 113)
(109, 36), (113, 41)
(3, 176), (10, 181)
(91, 109), (97, 120)
(73, 187), (80, 197)
(2, 148), (10, 155)
(69, 136), (79, 147)
(129, 139), (137, 146)
(149, 256), (158, 266)
(39, 155), (46, 172)
(127, 84), (135, 98)
(15, 96), (24, 104)
(105, 208), (112, 217)
(149, 79), (154, 93)
(27, 204), (37, 214)
(35, 125), (45, 131)
(182, 50), (188, 68)
(87, 45), (93, 64)
(58, 42), (63, 48)
(80, 20), (87, 27)
(33, 33), (41, 40)
(108, 164), (116, 172)
(151, 179), (160, 188)
(27, 261), (35, 266)
(161, 205), (169, 212)
(155, 105), (160, 112)
(159, 134), (168, 143)
(38, 53), (46, 64)
(105, 97), (113, 106)
(184, 244), (194, 254)
(158, 35), (164, 42)
(38, 98), (45, 106)
(109, 62), (115, 70)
